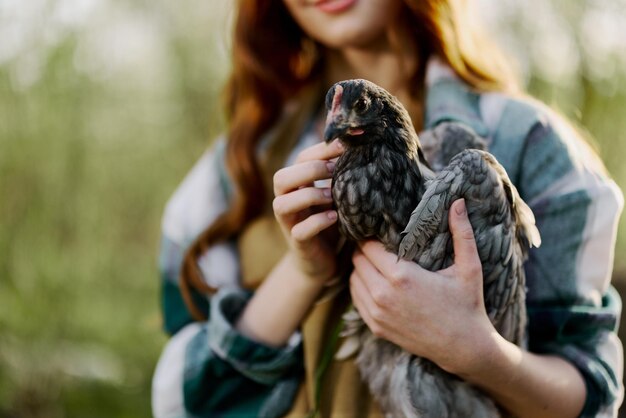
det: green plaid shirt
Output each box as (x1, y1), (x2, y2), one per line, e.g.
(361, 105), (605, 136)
(152, 60), (624, 418)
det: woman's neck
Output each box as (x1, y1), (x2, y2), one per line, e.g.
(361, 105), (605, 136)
(323, 30), (419, 104)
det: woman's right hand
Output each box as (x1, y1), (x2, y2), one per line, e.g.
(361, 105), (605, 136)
(272, 139), (344, 283)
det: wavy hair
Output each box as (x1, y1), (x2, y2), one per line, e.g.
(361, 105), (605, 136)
(179, 0), (521, 320)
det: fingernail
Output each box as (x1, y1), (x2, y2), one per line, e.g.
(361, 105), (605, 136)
(335, 140), (343, 149)
(326, 162), (335, 173)
(323, 188), (332, 198)
(327, 210), (337, 220)
(454, 199), (466, 216)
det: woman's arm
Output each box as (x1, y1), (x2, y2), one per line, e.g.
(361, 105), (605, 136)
(349, 199), (586, 418)
(461, 332), (586, 418)
(154, 141), (308, 417)
(236, 252), (331, 346)
(236, 139), (344, 346)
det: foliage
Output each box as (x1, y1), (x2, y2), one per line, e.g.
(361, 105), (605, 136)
(0, 2), (229, 414)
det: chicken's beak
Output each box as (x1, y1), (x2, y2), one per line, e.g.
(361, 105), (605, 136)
(324, 119), (365, 143)
(324, 120), (349, 143)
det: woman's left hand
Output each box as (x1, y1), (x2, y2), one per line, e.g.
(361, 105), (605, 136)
(349, 199), (497, 376)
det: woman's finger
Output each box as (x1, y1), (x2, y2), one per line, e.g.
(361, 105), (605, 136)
(273, 187), (333, 218)
(273, 160), (335, 195)
(354, 247), (413, 311)
(295, 139), (343, 163)
(290, 210), (338, 245)
(349, 271), (381, 334)
(447, 199), (482, 282)
(358, 240), (413, 281)
(352, 249), (388, 299)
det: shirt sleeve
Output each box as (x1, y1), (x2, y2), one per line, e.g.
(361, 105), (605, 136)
(159, 139), (236, 335)
(152, 288), (303, 418)
(153, 142), (303, 417)
(516, 112), (624, 417)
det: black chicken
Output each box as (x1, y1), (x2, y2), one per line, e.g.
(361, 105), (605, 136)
(323, 79), (540, 418)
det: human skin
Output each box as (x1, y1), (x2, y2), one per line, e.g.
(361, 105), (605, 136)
(282, 0), (403, 50)
(236, 1), (587, 417)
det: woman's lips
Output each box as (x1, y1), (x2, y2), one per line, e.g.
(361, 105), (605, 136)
(312, 0), (357, 14)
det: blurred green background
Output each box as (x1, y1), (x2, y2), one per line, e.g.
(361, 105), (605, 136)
(0, 0), (624, 417)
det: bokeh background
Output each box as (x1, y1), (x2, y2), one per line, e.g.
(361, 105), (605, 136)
(0, 0), (625, 416)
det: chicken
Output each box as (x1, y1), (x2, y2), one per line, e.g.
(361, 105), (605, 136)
(323, 79), (541, 418)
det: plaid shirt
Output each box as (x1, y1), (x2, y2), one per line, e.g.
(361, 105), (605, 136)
(152, 60), (624, 418)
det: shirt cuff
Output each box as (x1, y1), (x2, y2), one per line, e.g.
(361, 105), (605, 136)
(207, 287), (303, 385)
(528, 287), (623, 417)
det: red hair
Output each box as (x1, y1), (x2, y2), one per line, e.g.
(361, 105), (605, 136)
(179, 0), (520, 320)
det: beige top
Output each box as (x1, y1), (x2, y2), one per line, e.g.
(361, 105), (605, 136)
(238, 214), (383, 417)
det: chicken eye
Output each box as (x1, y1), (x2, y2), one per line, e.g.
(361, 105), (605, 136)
(354, 98), (369, 113)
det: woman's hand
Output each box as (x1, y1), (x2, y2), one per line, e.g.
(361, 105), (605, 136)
(237, 139), (344, 347)
(350, 198), (587, 418)
(349, 199), (496, 375)
(272, 139), (344, 283)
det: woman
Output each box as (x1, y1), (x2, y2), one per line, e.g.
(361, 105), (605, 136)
(152, 0), (624, 417)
